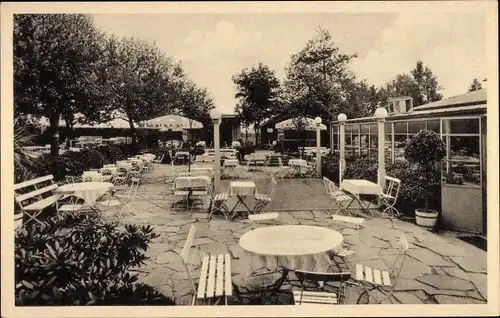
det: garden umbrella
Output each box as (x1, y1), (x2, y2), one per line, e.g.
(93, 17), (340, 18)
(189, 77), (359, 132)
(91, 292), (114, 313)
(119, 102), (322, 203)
(141, 115), (203, 131)
(275, 117), (327, 131)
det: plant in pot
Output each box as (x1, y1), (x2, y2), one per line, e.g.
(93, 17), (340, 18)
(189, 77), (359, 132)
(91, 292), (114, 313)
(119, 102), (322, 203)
(404, 129), (446, 228)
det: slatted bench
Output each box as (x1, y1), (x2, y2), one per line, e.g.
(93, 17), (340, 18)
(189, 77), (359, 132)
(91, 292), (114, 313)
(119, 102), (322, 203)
(14, 175), (62, 225)
(248, 212), (279, 225)
(181, 225), (233, 305)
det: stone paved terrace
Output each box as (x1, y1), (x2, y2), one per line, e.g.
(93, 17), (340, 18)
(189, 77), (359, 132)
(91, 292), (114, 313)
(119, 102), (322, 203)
(105, 163), (487, 305)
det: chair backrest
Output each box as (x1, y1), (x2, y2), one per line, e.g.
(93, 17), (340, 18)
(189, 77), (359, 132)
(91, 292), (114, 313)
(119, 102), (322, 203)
(277, 157), (284, 168)
(387, 234), (409, 287)
(14, 175), (57, 209)
(181, 225), (198, 295)
(383, 176), (401, 201)
(268, 177), (278, 199)
(295, 270), (351, 283)
(294, 270), (351, 304)
(322, 177), (332, 195)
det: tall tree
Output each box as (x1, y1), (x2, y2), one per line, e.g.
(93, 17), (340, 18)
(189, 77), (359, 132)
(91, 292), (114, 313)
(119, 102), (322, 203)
(232, 63), (281, 145)
(281, 27), (358, 124)
(468, 77), (483, 92)
(102, 36), (185, 151)
(410, 61), (443, 105)
(14, 14), (107, 155)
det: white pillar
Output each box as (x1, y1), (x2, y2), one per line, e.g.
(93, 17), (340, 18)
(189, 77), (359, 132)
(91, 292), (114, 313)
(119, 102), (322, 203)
(375, 107), (388, 187)
(211, 109), (222, 193)
(315, 117), (322, 177)
(338, 114), (347, 183)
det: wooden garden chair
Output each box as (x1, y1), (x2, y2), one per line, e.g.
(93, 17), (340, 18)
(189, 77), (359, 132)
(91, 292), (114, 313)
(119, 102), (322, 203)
(355, 235), (409, 304)
(293, 270), (352, 306)
(180, 225), (234, 305)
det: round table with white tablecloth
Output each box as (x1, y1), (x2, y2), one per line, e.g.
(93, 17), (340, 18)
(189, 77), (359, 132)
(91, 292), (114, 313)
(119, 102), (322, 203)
(82, 171), (112, 182)
(55, 182), (114, 207)
(239, 225), (344, 277)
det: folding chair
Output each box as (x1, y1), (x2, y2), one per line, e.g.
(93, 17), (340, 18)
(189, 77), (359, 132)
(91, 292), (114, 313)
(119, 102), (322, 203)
(355, 235), (409, 304)
(330, 215), (365, 270)
(275, 158), (294, 179)
(99, 177), (141, 218)
(253, 177), (278, 214)
(180, 225), (234, 305)
(208, 183), (229, 220)
(324, 179), (353, 216)
(190, 178), (210, 212)
(304, 159), (318, 178)
(376, 176), (401, 218)
(293, 270), (352, 306)
(153, 153), (165, 164)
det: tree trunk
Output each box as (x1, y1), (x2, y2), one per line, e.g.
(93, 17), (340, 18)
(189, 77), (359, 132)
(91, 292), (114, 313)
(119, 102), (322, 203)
(129, 119), (137, 154)
(245, 125), (249, 142)
(254, 126), (259, 148)
(49, 116), (60, 156)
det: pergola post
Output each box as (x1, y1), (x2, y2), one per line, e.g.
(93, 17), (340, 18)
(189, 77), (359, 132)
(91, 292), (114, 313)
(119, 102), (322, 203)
(210, 109), (222, 193)
(338, 113), (347, 183)
(375, 107), (388, 187)
(315, 117), (322, 177)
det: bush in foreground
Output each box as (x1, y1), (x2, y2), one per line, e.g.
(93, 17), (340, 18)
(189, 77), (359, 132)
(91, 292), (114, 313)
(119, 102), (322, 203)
(15, 213), (174, 306)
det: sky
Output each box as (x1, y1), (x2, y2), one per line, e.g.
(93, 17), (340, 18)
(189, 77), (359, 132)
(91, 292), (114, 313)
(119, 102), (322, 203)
(92, 12), (487, 115)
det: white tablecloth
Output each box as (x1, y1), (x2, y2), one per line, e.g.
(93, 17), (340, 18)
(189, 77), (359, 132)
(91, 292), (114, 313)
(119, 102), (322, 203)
(288, 159), (308, 167)
(82, 172), (112, 182)
(224, 159), (239, 167)
(239, 225), (344, 275)
(340, 179), (383, 196)
(117, 162), (133, 171)
(174, 176), (211, 189)
(100, 167), (118, 175)
(190, 167), (214, 177)
(56, 182), (114, 206)
(229, 181), (256, 195)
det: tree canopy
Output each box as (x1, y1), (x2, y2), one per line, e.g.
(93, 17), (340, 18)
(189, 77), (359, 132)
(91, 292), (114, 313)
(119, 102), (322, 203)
(232, 63), (281, 142)
(14, 14), (214, 153)
(468, 78), (483, 92)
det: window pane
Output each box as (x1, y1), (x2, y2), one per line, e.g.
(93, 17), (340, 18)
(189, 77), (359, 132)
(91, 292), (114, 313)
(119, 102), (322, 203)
(408, 121), (426, 134)
(394, 122), (407, 134)
(345, 125), (352, 134)
(443, 118), (480, 134)
(346, 133), (352, 146)
(449, 136), (480, 161)
(351, 124), (359, 135)
(444, 161), (481, 187)
(394, 135), (408, 160)
(385, 122), (392, 134)
(360, 134), (369, 148)
(369, 123), (378, 134)
(360, 124), (370, 134)
(426, 120), (440, 133)
(370, 135), (378, 149)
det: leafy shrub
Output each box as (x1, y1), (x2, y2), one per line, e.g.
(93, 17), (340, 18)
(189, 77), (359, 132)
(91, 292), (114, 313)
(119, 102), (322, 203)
(321, 152), (340, 183)
(321, 153), (441, 217)
(386, 159), (441, 216)
(404, 130), (445, 212)
(96, 144), (125, 163)
(343, 156), (379, 183)
(240, 141), (256, 155)
(15, 213), (174, 306)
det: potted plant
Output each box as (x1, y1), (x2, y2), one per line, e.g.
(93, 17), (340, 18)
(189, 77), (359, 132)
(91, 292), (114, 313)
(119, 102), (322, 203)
(404, 129), (446, 228)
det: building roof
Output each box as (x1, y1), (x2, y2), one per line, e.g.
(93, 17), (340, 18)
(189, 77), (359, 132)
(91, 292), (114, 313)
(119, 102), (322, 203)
(412, 88), (487, 111)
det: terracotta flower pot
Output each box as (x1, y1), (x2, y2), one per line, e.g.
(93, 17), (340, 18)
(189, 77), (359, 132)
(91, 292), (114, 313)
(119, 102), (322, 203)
(415, 208), (439, 228)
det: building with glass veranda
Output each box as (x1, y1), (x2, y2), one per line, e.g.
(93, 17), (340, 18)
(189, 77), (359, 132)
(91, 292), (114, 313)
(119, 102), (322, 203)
(330, 88), (488, 236)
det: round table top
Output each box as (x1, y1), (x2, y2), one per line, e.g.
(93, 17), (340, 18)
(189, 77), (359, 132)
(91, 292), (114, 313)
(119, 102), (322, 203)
(239, 225), (343, 257)
(56, 182), (114, 193)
